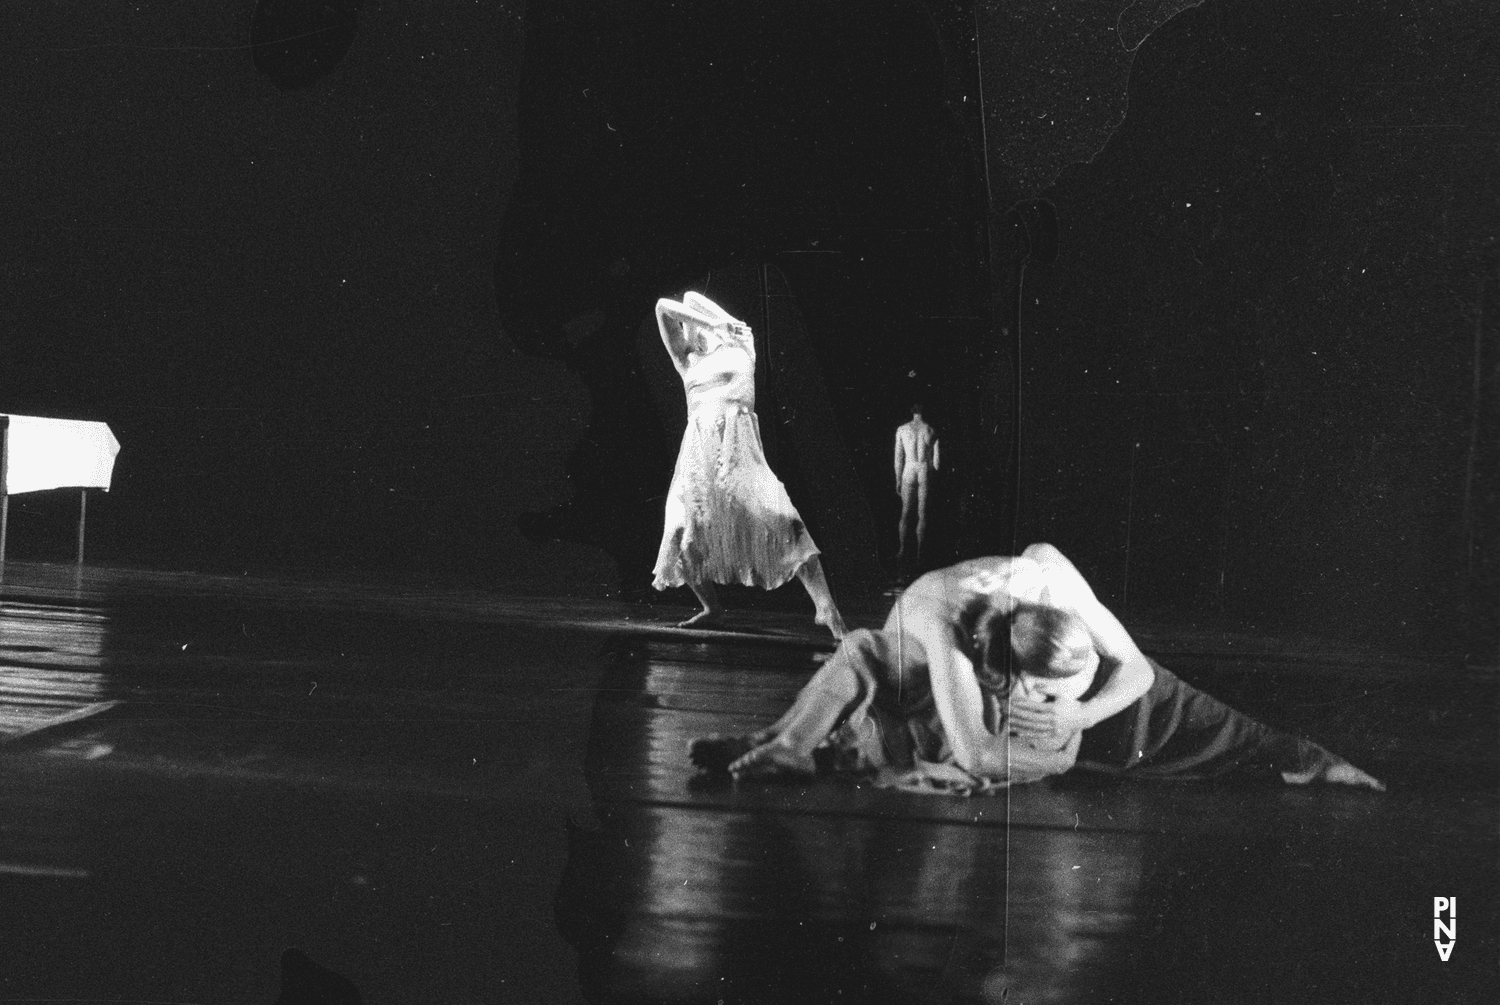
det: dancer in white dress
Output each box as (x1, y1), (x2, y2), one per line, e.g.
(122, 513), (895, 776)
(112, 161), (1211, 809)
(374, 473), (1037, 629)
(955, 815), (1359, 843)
(652, 292), (847, 638)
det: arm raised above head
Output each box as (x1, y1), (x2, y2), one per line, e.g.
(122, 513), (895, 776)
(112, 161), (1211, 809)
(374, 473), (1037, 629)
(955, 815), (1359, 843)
(655, 299), (695, 371)
(683, 292), (755, 360)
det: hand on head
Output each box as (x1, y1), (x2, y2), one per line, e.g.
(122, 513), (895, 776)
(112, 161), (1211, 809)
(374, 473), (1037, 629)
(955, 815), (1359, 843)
(659, 292), (748, 357)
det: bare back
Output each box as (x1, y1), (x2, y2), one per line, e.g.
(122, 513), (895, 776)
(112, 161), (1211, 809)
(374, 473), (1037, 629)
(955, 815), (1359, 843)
(885, 552), (1093, 636)
(894, 419), (940, 487)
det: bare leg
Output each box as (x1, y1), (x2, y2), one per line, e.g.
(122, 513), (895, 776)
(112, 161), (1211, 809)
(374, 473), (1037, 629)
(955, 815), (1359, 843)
(896, 477), (917, 571)
(914, 472), (929, 565)
(692, 629), (916, 780)
(750, 698), (807, 746)
(691, 671), (855, 778)
(796, 555), (847, 639)
(730, 665), (863, 778)
(678, 579), (724, 629)
(696, 690), (814, 766)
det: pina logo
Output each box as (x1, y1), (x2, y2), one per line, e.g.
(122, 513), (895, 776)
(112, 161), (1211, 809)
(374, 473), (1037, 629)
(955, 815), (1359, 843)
(1433, 897), (1456, 961)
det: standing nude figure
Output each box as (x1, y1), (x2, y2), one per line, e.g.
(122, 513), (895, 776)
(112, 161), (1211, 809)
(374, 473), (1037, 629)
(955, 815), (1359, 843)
(894, 404), (940, 573)
(651, 292), (847, 639)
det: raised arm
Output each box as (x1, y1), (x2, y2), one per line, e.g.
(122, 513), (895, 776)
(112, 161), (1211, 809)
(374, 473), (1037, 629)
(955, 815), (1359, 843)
(655, 298), (696, 372)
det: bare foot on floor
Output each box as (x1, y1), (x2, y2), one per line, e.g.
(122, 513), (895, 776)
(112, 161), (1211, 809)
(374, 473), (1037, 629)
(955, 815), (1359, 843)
(678, 609), (724, 629)
(1283, 758), (1386, 791)
(729, 739), (816, 780)
(689, 735), (757, 774)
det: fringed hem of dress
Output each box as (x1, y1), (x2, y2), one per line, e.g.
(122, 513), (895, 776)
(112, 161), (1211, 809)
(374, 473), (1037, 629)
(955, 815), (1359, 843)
(651, 530), (819, 591)
(652, 404), (821, 591)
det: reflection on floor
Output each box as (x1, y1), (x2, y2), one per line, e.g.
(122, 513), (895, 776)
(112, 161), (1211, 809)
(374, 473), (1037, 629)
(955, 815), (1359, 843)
(0, 561), (1493, 1004)
(563, 639), (1497, 1004)
(0, 598), (110, 741)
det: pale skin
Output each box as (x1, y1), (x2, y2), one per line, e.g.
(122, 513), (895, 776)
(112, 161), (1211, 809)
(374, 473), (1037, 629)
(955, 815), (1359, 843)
(894, 409), (940, 568)
(657, 296), (847, 639)
(730, 543), (1384, 789)
(875, 544), (1154, 777)
(732, 544), (1154, 777)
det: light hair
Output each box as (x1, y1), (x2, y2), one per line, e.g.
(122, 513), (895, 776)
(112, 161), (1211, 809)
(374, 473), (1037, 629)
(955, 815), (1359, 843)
(1010, 604), (1093, 677)
(973, 603), (1093, 691)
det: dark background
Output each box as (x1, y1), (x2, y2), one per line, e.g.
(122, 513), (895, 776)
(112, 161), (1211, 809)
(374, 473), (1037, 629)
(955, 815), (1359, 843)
(2, 0), (1495, 660)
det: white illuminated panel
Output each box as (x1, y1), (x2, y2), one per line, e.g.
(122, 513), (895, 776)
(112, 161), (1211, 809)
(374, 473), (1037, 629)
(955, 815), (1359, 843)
(1, 414), (121, 495)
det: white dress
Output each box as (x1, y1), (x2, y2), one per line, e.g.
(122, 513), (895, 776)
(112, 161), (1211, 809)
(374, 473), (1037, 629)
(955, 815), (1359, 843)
(652, 328), (820, 590)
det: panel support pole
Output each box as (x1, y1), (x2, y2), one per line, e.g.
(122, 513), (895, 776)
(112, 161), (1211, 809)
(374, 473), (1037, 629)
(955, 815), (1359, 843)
(77, 489), (87, 565)
(1, 416), (9, 565)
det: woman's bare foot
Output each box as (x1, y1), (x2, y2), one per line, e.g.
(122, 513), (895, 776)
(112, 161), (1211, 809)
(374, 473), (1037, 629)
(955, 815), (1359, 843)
(729, 738), (816, 779)
(678, 608), (724, 629)
(689, 735), (758, 774)
(1282, 757), (1386, 791)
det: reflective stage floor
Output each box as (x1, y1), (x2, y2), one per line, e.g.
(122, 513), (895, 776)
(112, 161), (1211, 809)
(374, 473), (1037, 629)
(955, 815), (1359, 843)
(0, 562), (1493, 1003)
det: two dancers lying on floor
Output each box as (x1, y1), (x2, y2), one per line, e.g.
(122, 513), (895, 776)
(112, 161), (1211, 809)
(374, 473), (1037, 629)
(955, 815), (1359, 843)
(691, 543), (1384, 793)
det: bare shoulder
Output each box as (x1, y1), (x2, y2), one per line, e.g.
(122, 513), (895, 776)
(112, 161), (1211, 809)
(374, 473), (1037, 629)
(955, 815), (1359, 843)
(1020, 543), (1103, 609)
(905, 557), (1020, 602)
(1021, 543), (1088, 584)
(1020, 542), (1071, 566)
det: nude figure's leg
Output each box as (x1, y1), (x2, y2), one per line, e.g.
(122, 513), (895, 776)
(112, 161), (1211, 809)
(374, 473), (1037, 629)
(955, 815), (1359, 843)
(678, 579), (724, 629)
(914, 471), (930, 563)
(896, 476), (917, 568)
(795, 555), (847, 640)
(894, 480), (918, 582)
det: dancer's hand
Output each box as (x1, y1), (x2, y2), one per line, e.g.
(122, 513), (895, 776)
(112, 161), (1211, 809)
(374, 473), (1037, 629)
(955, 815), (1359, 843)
(1006, 695), (1089, 750)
